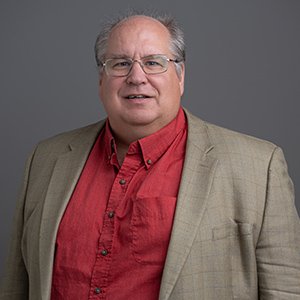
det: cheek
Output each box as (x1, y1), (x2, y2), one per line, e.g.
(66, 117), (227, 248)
(163, 76), (183, 98)
(99, 78), (117, 102)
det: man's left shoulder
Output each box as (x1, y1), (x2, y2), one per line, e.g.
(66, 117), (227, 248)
(185, 109), (278, 161)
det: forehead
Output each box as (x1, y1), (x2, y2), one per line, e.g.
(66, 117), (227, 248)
(106, 16), (171, 57)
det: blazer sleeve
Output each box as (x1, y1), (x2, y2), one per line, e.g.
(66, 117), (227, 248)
(256, 147), (300, 299)
(0, 149), (36, 300)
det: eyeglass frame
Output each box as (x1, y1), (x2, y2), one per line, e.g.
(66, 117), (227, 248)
(100, 54), (181, 77)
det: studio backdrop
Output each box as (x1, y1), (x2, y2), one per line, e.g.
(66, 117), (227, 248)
(0, 0), (299, 275)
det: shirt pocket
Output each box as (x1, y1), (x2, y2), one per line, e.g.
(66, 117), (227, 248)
(130, 196), (177, 265)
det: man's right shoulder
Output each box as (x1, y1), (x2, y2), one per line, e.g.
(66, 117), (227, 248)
(32, 120), (105, 158)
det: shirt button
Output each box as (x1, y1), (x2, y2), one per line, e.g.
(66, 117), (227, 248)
(147, 159), (152, 165)
(94, 287), (101, 294)
(108, 211), (115, 218)
(119, 178), (126, 185)
(101, 249), (108, 256)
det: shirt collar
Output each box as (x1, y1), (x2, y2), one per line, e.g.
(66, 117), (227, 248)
(138, 107), (186, 169)
(103, 107), (186, 169)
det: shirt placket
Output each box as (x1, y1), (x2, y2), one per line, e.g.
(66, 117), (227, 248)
(88, 149), (142, 299)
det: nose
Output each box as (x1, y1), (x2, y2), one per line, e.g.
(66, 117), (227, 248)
(126, 61), (148, 85)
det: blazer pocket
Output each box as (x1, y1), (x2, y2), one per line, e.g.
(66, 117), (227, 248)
(212, 221), (253, 240)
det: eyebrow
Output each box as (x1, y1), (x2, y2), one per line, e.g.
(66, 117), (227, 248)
(106, 54), (167, 59)
(108, 54), (129, 59)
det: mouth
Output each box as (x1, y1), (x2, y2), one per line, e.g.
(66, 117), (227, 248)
(125, 94), (151, 100)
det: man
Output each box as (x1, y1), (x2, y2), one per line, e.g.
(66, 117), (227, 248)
(1, 12), (300, 300)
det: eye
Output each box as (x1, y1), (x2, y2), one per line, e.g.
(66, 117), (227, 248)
(145, 60), (160, 66)
(144, 59), (163, 67)
(111, 59), (131, 69)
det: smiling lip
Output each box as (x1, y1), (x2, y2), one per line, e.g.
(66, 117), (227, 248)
(125, 94), (152, 100)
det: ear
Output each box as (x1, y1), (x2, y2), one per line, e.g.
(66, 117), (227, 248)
(98, 75), (103, 102)
(179, 64), (185, 96)
(99, 72), (103, 86)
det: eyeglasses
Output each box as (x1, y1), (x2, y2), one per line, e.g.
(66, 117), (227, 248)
(101, 55), (180, 77)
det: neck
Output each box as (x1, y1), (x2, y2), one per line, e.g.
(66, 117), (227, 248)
(110, 122), (165, 146)
(109, 121), (165, 165)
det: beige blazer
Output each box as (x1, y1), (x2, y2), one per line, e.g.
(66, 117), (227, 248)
(1, 110), (300, 299)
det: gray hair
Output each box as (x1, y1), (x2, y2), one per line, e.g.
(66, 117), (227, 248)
(94, 11), (185, 77)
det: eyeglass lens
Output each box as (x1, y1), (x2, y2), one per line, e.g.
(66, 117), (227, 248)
(105, 56), (169, 76)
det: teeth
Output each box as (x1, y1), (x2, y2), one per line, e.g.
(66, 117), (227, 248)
(127, 95), (148, 99)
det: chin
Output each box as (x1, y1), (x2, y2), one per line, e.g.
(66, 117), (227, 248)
(122, 113), (160, 127)
(125, 117), (157, 127)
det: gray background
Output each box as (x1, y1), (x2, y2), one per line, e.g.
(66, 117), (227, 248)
(1, 0), (299, 275)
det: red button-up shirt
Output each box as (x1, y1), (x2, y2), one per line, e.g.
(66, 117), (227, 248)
(51, 108), (187, 300)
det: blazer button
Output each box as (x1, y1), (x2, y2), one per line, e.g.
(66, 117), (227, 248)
(101, 249), (108, 256)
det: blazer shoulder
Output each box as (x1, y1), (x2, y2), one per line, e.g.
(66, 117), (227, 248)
(185, 109), (278, 161)
(34, 120), (105, 155)
(206, 121), (277, 154)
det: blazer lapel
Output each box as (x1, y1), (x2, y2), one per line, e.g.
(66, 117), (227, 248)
(159, 111), (218, 300)
(38, 122), (104, 300)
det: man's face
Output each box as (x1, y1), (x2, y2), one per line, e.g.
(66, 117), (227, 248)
(99, 16), (185, 136)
